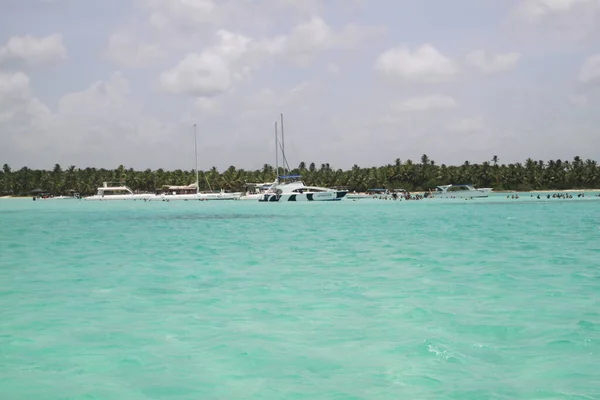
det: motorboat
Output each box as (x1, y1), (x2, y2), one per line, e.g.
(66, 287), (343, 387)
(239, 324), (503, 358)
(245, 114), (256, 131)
(84, 182), (153, 201)
(430, 184), (492, 199)
(259, 175), (347, 202)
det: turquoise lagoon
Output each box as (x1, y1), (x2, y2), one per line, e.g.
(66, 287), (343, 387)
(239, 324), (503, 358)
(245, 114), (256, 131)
(1, 194), (599, 399)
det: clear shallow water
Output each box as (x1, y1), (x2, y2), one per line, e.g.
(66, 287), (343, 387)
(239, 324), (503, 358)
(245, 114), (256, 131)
(1, 196), (600, 399)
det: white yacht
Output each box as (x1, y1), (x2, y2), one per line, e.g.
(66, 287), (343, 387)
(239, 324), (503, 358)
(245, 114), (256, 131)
(259, 175), (347, 202)
(84, 182), (153, 201)
(430, 184), (492, 199)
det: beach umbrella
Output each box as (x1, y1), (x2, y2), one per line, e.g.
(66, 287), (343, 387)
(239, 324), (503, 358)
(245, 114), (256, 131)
(31, 188), (44, 194)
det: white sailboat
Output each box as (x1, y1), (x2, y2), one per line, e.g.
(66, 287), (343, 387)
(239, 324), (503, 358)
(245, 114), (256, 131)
(148, 124), (203, 201)
(149, 124), (240, 201)
(191, 124), (240, 201)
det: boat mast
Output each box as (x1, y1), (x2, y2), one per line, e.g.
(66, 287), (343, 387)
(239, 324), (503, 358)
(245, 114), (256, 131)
(194, 123), (199, 194)
(280, 113), (289, 180)
(275, 121), (279, 183)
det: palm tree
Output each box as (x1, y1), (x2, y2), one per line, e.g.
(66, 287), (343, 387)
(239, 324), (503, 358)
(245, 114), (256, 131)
(2, 157), (600, 196)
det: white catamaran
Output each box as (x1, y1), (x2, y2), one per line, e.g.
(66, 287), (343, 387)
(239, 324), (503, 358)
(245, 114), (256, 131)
(258, 114), (347, 202)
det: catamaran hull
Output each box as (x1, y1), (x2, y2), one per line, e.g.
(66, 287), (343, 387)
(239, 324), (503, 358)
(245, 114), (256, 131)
(259, 191), (347, 202)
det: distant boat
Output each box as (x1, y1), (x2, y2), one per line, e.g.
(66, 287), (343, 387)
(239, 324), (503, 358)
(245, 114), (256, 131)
(430, 184), (492, 199)
(147, 124), (242, 202)
(150, 124), (203, 201)
(84, 182), (153, 201)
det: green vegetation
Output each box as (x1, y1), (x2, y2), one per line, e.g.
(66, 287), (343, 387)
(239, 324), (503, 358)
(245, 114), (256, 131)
(1, 155), (599, 196)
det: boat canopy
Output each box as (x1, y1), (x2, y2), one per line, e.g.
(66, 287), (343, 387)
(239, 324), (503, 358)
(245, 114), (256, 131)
(278, 175), (302, 179)
(367, 188), (387, 192)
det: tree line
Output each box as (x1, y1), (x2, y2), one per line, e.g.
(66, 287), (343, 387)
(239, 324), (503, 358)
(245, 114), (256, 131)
(1, 155), (599, 196)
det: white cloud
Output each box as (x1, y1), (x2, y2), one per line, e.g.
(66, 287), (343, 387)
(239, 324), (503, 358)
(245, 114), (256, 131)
(0, 34), (66, 67)
(374, 44), (458, 83)
(514, 0), (600, 39)
(578, 54), (600, 83)
(137, 0), (217, 32)
(567, 94), (588, 105)
(327, 63), (340, 74)
(257, 17), (384, 67)
(0, 72), (183, 168)
(4, 0), (600, 170)
(0, 71), (50, 123)
(159, 17), (383, 97)
(516, 0), (599, 21)
(466, 50), (521, 74)
(391, 95), (458, 113)
(281, 17), (334, 66)
(239, 82), (319, 121)
(193, 97), (221, 115)
(159, 30), (252, 97)
(105, 32), (164, 68)
(448, 117), (485, 133)
(58, 72), (131, 117)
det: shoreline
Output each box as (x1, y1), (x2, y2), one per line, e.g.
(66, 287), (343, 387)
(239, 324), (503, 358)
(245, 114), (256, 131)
(3, 188), (600, 199)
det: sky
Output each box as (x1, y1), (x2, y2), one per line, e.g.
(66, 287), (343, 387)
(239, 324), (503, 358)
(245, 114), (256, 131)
(0, 0), (599, 171)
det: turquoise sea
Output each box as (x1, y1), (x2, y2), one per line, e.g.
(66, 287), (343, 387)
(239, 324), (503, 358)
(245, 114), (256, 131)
(1, 194), (600, 399)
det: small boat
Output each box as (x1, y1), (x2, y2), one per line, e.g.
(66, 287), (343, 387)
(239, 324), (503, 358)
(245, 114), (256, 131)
(430, 184), (492, 199)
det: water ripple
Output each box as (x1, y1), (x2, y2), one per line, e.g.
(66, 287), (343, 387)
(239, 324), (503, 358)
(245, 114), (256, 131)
(1, 199), (600, 398)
